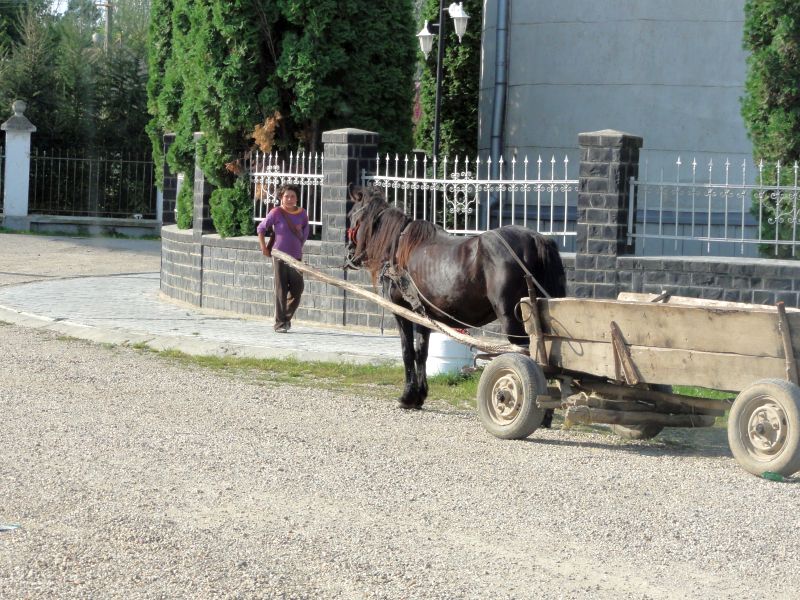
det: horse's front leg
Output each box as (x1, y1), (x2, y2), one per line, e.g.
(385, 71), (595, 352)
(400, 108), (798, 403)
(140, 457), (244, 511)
(396, 316), (422, 409)
(413, 325), (431, 408)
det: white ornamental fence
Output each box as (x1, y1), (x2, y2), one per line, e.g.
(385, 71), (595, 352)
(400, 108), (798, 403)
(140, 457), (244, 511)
(361, 153), (578, 248)
(630, 157), (800, 257)
(248, 150), (323, 236)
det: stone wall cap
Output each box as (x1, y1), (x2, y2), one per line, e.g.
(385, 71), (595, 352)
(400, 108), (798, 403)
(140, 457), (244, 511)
(323, 128), (377, 135)
(1, 100), (36, 132)
(580, 129), (637, 137)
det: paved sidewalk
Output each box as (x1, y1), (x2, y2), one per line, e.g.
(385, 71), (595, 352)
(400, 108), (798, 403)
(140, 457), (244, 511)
(0, 234), (401, 364)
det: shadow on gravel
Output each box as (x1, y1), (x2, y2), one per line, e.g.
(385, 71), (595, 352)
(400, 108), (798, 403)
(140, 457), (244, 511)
(525, 426), (733, 460)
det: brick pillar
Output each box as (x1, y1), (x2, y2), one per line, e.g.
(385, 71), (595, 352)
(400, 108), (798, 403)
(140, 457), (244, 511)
(161, 133), (177, 225)
(192, 132), (215, 240)
(572, 130), (643, 299)
(318, 129), (379, 326)
(320, 128), (379, 246)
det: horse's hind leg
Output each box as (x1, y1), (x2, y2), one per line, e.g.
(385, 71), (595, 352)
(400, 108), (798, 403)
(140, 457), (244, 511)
(396, 315), (423, 409)
(413, 325), (431, 407)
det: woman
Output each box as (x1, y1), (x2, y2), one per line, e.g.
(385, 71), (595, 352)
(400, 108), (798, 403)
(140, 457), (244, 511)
(257, 184), (310, 333)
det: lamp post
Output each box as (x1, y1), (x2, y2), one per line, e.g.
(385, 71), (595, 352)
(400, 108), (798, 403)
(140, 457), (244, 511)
(417, 1), (469, 159)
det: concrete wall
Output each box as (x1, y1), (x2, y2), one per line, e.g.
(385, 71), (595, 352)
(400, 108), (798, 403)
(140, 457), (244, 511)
(161, 227), (399, 329)
(479, 1), (752, 174)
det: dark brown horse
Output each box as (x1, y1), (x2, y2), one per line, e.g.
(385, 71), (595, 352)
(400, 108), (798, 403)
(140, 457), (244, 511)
(345, 187), (566, 409)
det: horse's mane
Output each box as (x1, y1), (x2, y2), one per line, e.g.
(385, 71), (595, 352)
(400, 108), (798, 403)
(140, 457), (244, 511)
(352, 187), (438, 278)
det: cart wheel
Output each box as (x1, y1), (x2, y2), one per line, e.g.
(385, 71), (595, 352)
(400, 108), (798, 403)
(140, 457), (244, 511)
(610, 423), (664, 440)
(728, 379), (800, 477)
(477, 353), (547, 439)
(609, 384), (671, 440)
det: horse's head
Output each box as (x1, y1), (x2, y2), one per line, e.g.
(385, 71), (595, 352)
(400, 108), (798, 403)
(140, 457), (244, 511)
(345, 186), (385, 270)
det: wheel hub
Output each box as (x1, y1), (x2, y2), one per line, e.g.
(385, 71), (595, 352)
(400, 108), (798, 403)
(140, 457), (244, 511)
(747, 403), (787, 454)
(490, 373), (522, 423)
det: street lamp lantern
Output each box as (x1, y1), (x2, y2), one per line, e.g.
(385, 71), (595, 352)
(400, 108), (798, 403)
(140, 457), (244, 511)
(448, 2), (470, 43)
(417, 1), (470, 159)
(416, 20), (435, 59)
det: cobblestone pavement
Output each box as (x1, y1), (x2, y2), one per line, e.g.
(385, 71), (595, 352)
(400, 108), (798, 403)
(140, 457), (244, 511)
(0, 233), (401, 364)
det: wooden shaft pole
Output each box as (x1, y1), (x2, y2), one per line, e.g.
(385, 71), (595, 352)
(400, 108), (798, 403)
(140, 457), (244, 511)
(270, 249), (527, 355)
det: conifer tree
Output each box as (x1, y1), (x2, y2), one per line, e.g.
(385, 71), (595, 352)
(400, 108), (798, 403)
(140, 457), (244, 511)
(147, 0), (417, 235)
(741, 0), (800, 256)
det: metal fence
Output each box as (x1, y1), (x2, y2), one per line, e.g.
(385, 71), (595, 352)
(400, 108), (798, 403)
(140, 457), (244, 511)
(362, 153), (578, 250)
(28, 148), (157, 218)
(630, 157), (800, 258)
(248, 150), (323, 237)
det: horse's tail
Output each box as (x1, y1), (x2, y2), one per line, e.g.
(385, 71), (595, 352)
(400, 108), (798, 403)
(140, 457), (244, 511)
(531, 234), (567, 298)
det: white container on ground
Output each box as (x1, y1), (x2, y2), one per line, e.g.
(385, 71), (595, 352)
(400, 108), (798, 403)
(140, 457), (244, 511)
(426, 332), (474, 375)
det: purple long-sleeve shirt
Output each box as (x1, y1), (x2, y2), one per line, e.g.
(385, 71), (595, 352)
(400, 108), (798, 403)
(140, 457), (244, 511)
(257, 207), (310, 260)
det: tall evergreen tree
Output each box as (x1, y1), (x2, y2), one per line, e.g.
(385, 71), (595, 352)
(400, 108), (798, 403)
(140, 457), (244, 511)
(0, 0), (150, 152)
(414, 0), (481, 158)
(147, 0), (417, 234)
(0, 0), (48, 48)
(741, 0), (800, 256)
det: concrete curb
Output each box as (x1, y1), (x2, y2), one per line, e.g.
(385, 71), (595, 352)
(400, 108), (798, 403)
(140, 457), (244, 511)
(0, 304), (399, 365)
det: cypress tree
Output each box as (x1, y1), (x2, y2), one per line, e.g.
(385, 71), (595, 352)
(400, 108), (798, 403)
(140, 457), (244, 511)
(414, 0), (481, 158)
(741, 0), (800, 256)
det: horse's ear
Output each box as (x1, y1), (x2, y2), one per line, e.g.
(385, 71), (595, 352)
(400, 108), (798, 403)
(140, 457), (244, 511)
(349, 184), (362, 203)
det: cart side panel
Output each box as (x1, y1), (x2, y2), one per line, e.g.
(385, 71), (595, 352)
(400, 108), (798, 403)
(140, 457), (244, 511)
(546, 338), (786, 392)
(537, 298), (800, 360)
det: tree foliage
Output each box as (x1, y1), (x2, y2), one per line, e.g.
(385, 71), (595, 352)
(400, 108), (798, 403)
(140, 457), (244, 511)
(147, 0), (417, 235)
(0, 1), (150, 152)
(414, 0), (481, 157)
(741, 0), (800, 256)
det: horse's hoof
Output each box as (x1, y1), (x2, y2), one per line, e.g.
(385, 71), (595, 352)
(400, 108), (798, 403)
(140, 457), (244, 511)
(397, 399), (422, 410)
(541, 409), (554, 429)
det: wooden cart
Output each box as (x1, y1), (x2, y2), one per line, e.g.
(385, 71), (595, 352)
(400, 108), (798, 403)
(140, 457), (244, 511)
(477, 292), (800, 478)
(271, 250), (800, 478)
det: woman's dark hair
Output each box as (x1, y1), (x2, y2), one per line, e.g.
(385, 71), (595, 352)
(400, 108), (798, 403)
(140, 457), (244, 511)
(278, 183), (301, 199)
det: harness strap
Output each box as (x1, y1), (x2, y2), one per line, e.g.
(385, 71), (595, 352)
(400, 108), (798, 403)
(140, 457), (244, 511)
(488, 230), (552, 299)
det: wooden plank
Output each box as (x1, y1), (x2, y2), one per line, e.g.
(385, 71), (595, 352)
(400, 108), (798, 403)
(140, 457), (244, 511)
(617, 292), (800, 313)
(777, 302), (799, 385)
(533, 297), (800, 359)
(546, 338), (787, 392)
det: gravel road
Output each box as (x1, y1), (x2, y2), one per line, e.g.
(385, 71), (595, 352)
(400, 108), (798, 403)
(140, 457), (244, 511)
(1, 324), (799, 599)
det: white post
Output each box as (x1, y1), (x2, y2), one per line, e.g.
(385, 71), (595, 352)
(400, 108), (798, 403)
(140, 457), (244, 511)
(1, 100), (36, 231)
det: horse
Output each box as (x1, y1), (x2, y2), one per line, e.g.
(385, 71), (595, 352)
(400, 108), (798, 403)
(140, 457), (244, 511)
(345, 186), (567, 410)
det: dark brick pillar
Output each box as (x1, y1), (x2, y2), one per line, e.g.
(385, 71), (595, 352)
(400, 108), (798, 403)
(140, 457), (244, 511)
(317, 129), (379, 326)
(320, 128), (379, 246)
(192, 132), (215, 241)
(571, 130), (643, 299)
(161, 133), (177, 225)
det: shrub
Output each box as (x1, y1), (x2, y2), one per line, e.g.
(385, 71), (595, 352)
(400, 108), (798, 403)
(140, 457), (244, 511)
(209, 177), (253, 238)
(175, 175), (193, 229)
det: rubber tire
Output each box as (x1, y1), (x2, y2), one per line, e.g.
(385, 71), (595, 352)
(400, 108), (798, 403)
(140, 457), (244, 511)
(477, 353), (547, 440)
(728, 379), (800, 477)
(609, 384), (672, 440)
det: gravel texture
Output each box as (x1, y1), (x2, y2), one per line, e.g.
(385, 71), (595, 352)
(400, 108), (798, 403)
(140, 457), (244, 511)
(2, 325), (799, 599)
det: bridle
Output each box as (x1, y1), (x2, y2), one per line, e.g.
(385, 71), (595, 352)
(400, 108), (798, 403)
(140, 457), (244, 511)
(343, 219), (364, 270)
